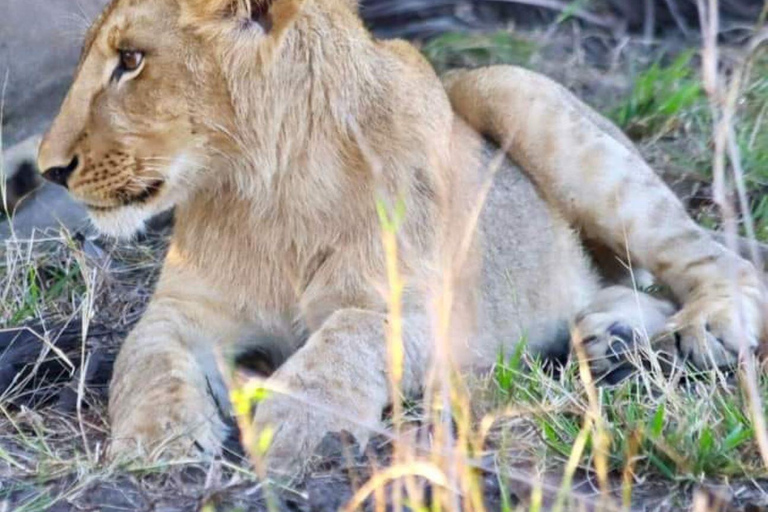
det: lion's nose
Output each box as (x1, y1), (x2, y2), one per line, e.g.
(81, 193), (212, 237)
(41, 156), (80, 189)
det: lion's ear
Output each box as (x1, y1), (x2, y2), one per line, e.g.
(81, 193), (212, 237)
(179, 0), (302, 36)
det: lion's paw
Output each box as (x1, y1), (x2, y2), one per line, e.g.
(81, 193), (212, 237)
(250, 390), (379, 477)
(671, 281), (766, 369)
(579, 320), (643, 377)
(109, 381), (229, 461)
(574, 286), (675, 381)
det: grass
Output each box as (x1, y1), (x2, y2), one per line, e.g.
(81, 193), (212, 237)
(609, 50), (707, 140)
(0, 237), (87, 327)
(608, 48), (768, 241)
(492, 350), (766, 482)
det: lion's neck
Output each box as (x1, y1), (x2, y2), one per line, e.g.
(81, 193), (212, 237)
(171, 5), (452, 294)
(194, 9), (397, 218)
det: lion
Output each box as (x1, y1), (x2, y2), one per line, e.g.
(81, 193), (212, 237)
(37, 0), (767, 473)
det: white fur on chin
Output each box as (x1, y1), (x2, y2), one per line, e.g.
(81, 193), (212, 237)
(88, 205), (153, 240)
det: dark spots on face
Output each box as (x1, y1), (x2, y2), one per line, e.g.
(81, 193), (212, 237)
(69, 146), (165, 207)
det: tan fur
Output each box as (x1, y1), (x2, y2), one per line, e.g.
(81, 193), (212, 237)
(38, 0), (766, 472)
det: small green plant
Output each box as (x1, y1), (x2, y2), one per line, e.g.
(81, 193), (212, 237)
(611, 51), (707, 140)
(553, 0), (591, 25)
(422, 31), (537, 73)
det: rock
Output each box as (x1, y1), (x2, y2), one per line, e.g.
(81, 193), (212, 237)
(2, 135), (42, 215)
(0, 180), (91, 240)
(1, 136), (90, 241)
(0, 0), (109, 146)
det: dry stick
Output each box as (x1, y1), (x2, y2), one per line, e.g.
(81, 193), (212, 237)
(380, 211), (408, 512)
(76, 262), (99, 462)
(0, 70), (8, 217)
(0, 70), (20, 246)
(728, 126), (762, 268)
(568, 327), (612, 509)
(663, 0), (692, 36)
(643, 0), (656, 44)
(343, 461), (452, 512)
(349, 118), (421, 511)
(696, 0), (768, 470)
(427, 145), (510, 512)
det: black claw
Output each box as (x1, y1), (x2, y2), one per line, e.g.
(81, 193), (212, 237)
(603, 363), (636, 385)
(717, 336), (745, 358)
(607, 339), (632, 364)
(608, 322), (635, 342)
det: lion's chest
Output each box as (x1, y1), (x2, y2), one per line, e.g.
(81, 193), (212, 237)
(172, 199), (374, 332)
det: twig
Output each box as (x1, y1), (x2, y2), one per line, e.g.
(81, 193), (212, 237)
(663, 0), (692, 37)
(643, 0), (656, 43)
(697, 0), (768, 471)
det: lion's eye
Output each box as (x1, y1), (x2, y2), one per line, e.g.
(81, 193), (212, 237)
(119, 50), (144, 72)
(112, 49), (145, 83)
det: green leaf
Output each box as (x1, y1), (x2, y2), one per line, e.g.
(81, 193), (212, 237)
(649, 403), (665, 438)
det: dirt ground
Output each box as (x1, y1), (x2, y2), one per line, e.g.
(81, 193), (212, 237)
(2, 20), (768, 512)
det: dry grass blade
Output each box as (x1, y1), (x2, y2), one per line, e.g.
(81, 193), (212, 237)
(342, 461), (451, 512)
(696, 0), (768, 471)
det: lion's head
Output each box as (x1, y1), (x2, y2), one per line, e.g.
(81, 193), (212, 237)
(37, 0), (321, 238)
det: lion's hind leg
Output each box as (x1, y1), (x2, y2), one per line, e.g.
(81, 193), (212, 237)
(574, 285), (677, 382)
(445, 66), (767, 370)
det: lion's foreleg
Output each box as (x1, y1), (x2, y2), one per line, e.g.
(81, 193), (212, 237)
(250, 307), (431, 474)
(108, 266), (243, 459)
